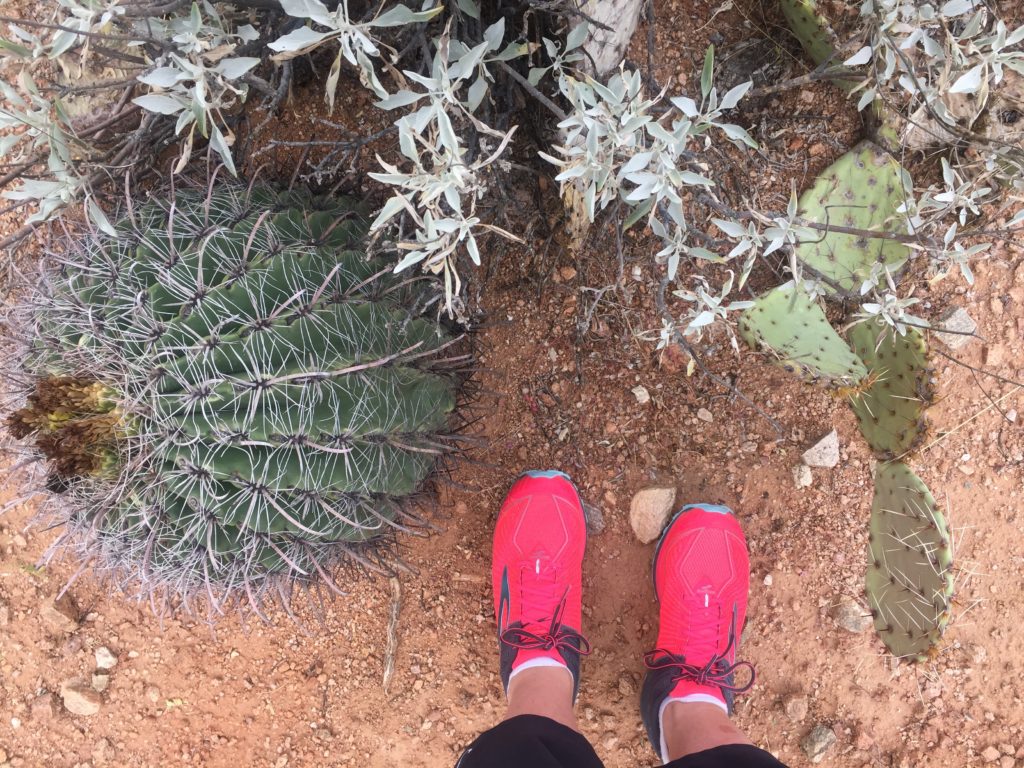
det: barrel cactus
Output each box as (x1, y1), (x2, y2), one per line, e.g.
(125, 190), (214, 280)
(7, 184), (467, 614)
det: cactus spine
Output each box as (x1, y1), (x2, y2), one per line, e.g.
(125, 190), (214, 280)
(9, 184), (466, 613)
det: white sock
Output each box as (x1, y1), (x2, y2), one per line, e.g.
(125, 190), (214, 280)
(506, 657), (573, 696)
(657, 694), (728, 764)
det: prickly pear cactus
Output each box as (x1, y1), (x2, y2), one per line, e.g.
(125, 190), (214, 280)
(795, 141), (911, 295)
(7, 185), (465, 612)
(779, 0), (837, 67)
(847, 321), (933, 459)
(738, 283), (867, 384)
(866, 462), (954, 660)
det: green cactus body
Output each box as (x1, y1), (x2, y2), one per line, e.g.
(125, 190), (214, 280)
(779, 0), (837, 67)
(738, 283), (867, 384)
(795, 141), (911, 295)
(11, 185), (464, 611)
(866, 462), (954, 660)
(779, 0), (862, 92)
(847, 321), (933, 459)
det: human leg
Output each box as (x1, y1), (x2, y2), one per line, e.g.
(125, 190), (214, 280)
(456, 470), (602, 768)
(640, 504), (788, 767)
(505, 665), (578, 730)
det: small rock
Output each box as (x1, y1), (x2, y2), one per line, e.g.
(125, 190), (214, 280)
(61, 636), (85, 659)
(629, 486), (677, 544)
(40, 594), (79, 634)
(802, 429), (840, 469)
(30, 692), (59, 722)
(12, 534), (26, 548)
(966, 643), (987, 665)
(582, 501), (606, 535)
(999, 756), (1015, 768)
(792, 464), (813, 489)
(94, 646), (117, 670)
(60, 678), (102, 716)
(92, 674), (110, 693)
(632, 385), (651, 405)
(0, 601), (9, 627)
(854, 728), (874, 751)
(783, 694), (809, 722)
(830, 598), (874, 633)
(801, 724), (837, 764)
(763, 574), (773, 587)
(92, 738), (111, 765)
(0, 747), (7, 762)
(798, 434), (839, 468)
(558, 265), (577, 281)
(617, 674), (637, 697)
(985, 344), (1006, 367)
(696, 408), (713, 423)
(934, 306), (977, 350)
(984, 747), (1002, 763)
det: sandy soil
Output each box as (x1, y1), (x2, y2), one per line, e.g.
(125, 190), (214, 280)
(1, 1), (1024, 768)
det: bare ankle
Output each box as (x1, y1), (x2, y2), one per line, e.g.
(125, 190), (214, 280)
(505, 665), (578, 731)
(662, 701), (752, 761)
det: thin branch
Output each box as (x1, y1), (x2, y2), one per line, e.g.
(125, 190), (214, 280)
(0, 16), (169, 48)
(497, 61), (567, 122)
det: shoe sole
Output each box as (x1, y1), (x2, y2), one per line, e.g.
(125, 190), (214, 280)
(651, 503), (734, 603)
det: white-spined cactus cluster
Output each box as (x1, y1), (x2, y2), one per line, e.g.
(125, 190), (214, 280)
(7, 184), (466, 613)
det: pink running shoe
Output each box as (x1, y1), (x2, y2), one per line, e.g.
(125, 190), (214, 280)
(640, 504), (755, 760)
(492, 470), (590, 702)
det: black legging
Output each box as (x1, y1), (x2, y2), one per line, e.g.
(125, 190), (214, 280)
(456, 715), (788, 768)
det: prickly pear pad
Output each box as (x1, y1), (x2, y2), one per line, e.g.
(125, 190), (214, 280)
(796, 141), (911, 295)
(847, 321), (933, 459)
(866, 462), (954, 660)
(738, 283), (867, 384)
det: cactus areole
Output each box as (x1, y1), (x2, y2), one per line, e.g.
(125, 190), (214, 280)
(8, 185), (466, 613)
